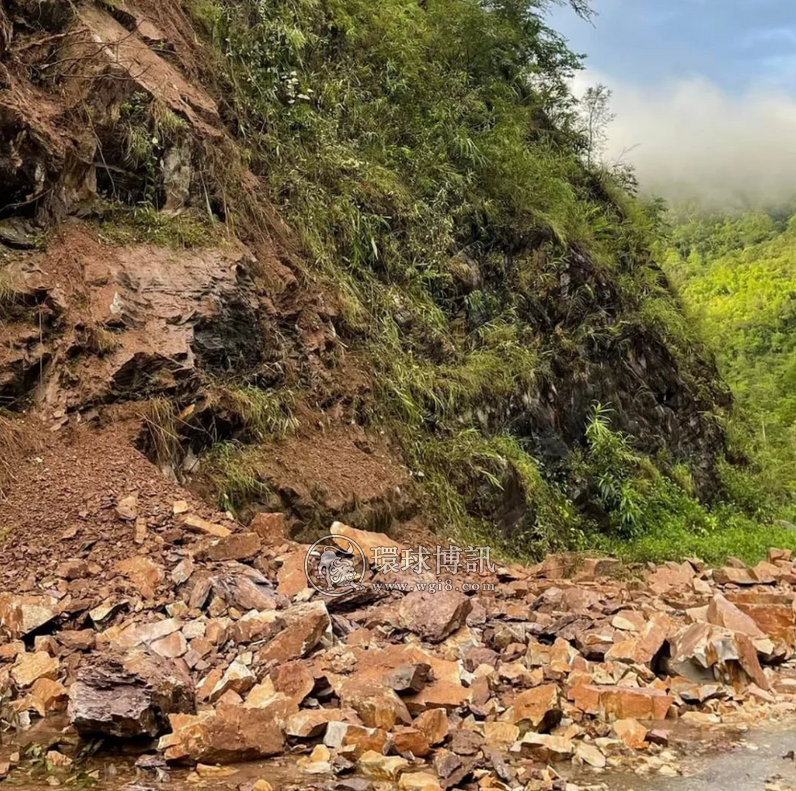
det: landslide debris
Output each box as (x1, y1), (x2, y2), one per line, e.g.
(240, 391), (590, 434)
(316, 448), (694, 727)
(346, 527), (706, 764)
(3, 505), (796, 788)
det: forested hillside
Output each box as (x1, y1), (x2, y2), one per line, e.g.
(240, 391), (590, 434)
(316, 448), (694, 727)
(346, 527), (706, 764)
(665, 208), (796, 512)
(7, 3), (796, 779)
(184, 0), (742, 558)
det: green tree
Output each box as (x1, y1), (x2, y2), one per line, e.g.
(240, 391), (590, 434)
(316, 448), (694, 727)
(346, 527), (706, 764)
(579, 84), (615, 167)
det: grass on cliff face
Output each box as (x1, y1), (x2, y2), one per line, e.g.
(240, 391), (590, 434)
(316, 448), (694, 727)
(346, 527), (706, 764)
(98, 205), (214, 248)
(182, 0), (785, 562)
(205, 441), (276, 512)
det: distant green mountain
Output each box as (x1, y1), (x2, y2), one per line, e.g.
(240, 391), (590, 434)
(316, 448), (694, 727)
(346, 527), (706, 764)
(664, 208), (796, 502)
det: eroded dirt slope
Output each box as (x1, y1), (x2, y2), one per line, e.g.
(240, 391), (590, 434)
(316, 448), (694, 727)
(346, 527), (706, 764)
(0, 0), (425, 558)
(0, 0), (735, 561)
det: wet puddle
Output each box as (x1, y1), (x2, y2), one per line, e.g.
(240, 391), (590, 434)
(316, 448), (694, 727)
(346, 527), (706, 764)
(0, 718), (312, 791)
(569, 719), (796, 791)
(4, 718), (796, 791)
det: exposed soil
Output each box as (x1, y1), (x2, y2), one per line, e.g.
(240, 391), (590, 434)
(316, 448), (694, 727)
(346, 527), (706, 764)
(0, 414), (227, 593)
(223, 423), (420, 539)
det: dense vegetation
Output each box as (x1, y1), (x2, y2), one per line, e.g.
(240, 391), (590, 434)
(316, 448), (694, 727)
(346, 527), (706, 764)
(176, 0), (796, 563)
(664, 208), (796, 514)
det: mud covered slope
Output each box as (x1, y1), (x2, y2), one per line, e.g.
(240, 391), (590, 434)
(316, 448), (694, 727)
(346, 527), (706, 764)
(0, 0), (730, 558)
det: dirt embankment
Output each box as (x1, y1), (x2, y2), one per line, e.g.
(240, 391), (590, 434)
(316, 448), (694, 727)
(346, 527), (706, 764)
(0, 0), (425, 557)
(0, 0), (734, 561)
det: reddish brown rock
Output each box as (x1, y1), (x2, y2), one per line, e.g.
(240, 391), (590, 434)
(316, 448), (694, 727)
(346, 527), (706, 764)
(251, 512), (289, 545)
(270, 661), (315, 705)
(209, 661), (255, 702)
(230, 611), (280, 644)
(160, 702), (285, 764)
(385, 663), (432, 694)
(12, 652), (59, 688)
(647, 562), (695, 594)
(414, 708), (449, 745)
(727, 592), (796, 648)
(713, 566), (760, 586)
(571, 685), (672, 721)
(182, 515), (232, 538)
(331, 522), (400, 568)
(286, 708), (348, 738)
(449, 729), (484, 756)
(69, 651), (195, 738)
(258, 603), (330, 664)
(468, 674), (491, 709)
(55, 560), (90, 580)
(753, 561), (779, 583)
(404, 680), (469, 714)
(229, 611), (280, 644)
(276, 551), (311, 599)
(613, 718), (648, 749)
(0, 641), (24, 661)
(99, 618), (183, 653)
(511, 684), (562, 731)
(529, 553), (583, 579)
(399, 772), (442, 791)
(325, 722), (390, 757)
(606, 613), (672, 666)
(733, 632), (770, 690)
(357, 750), (410, 781)
(576, 557), (622, 580)
(398, 590), (472, 643)
(339, 678), (412, 729)
(665, 622), (716, 683)
(202, 533), (262, 562)
(29, 678), (69, 715)
(667, 622), (770, 690)
(116, 494), (139, 521)
(392, 727), (432, 757)
(242, 680), (278, 709)
(115, 556), (166, 599)
(58, 630), (96, 652)
(484, 721), (519, 748)
(0, 594), (60, 638)
(706, 594), (766, 638)
(151, 631), (188, 659)
(768, 548), (793, 564)
(646, 728), (670, 745)
(516, 733), (573, 761)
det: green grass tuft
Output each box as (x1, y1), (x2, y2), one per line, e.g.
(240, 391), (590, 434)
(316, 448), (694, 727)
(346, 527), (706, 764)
(205, 441), (275, 512)
(99, 205), (214, 249)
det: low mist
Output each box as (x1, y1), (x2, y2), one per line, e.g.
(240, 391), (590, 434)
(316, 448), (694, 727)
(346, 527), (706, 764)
(573, 72), (796, 210)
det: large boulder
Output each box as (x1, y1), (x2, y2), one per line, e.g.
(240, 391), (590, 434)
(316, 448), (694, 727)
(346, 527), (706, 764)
(68, 651), (195, 738)
(159, 700), (288, 764)
(398, 590), (472, 643)
(257, 602), (330, 664)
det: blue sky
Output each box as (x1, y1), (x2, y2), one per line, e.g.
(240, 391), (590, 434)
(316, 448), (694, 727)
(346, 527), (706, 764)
(548, 0), (796, 96)
(545, 1), (796, 205)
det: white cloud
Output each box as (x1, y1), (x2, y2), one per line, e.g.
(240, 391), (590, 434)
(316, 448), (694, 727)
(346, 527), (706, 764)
(573, 71), (796, 208)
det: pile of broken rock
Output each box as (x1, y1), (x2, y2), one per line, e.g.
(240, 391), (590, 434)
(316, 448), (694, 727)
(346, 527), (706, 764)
(2, 502), (796, 790)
